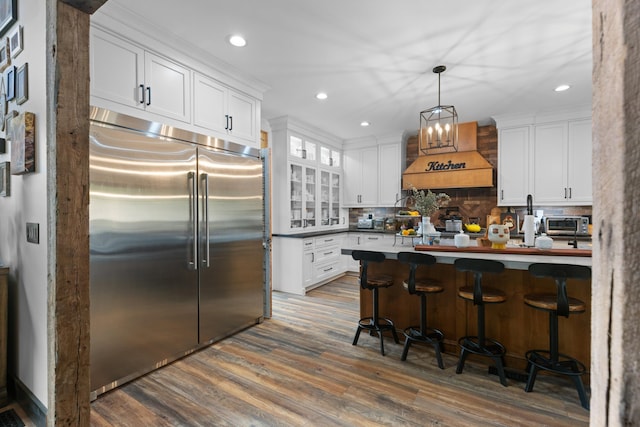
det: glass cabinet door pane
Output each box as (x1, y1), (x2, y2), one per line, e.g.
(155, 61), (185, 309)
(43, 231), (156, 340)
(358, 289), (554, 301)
(320, 170), (330, 226)
(305, 140), (316, 161)
(331, 150), (341, 167)
(289, 136), (303, 158)
(331, 172), (340, 225)
(290, 164), (303, 228)
(320, 146), (331, 166)
(304, 167), (316, 228)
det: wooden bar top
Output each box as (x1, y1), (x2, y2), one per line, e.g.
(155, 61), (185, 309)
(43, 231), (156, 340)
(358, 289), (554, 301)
(414, 244), (592, 257)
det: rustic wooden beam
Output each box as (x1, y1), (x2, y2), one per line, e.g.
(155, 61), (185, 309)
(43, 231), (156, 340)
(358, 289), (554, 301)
(47, 1), (91, 425)
(59, 0), (109, 14)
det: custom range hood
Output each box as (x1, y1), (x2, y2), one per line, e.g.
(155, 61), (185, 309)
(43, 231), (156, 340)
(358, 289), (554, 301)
(402, 122), (494, 190)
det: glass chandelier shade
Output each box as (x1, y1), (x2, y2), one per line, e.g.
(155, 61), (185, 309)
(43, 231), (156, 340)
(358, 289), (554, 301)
(419, 65), (458, 154)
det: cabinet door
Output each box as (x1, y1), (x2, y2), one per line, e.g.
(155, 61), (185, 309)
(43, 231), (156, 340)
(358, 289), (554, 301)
(90, 29), (144, 109)
(193, 73), (227, 133)
(144, 52), (191, 123)
(303, 166), (318, 229)
(342, 149), (362, 206)
(498, 126), (530, 206)
(378, 143), (401, 206)
(532, 122), (568, 204)
(330, 172), (342, 226)
(227, 89), (258, 143)
(303, 247), (314, 288)
(360, 147), (379, 205)
(567, 119), (593, 204)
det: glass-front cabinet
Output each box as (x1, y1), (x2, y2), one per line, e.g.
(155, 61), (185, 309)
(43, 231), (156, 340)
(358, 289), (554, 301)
(320, 170), (341, 226)
(289, 163), (317, 229)
(271, 116), (345, 234)
(289, 136), (317, 161)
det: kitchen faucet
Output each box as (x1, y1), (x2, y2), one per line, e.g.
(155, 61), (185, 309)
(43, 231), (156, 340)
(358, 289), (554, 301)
(568, 219), (578, 249)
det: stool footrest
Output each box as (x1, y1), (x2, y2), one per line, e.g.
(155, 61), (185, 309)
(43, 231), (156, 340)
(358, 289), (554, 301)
(458, 336), (506, 358)
(353, 317), (399, 356)
(403, 326), (443, 343)
(525, 350), (587, 376)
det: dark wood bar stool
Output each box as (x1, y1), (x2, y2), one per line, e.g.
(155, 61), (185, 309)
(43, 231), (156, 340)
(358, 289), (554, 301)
(351, 250), (399, 356)
(454, 258), (508, 386)
(524, 263), (591, 410)
(397, 252), (445, 369)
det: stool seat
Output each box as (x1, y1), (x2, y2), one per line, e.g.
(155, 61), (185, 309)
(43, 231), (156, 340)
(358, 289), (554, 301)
(524, 293), (586, 312)
(458, 286), (506, 303)
(366, 275), (393, 288)
(402, 279), (443, 294)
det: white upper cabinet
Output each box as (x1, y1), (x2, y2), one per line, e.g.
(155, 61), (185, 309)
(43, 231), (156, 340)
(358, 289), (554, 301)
(532, 122), (568, 204)
(90, 25), (263, 148)
(378, 143), (401, 205)
(566, 119), (593, 204)
(320, 145), (341, 168)
(193, 73), (258, 145)
(343, 146), (378, 206)
(270, 116), (345, 234)
(495, 110), (592, 206)
(289, 136), (317, 162)
(343, 139), (401, 207)
(144, 52), (191, 123)
(90, 29), (144, 110)
(498, 126), (530, 206)
(90, 28), (191, 124)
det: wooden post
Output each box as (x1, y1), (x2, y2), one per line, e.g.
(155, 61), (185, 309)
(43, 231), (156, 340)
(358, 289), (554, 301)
(592, 0), (640, 424)
(47, 1), (91, 425)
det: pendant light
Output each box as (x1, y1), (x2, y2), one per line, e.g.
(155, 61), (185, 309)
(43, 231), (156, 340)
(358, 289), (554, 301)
(419, 65), (458, 154)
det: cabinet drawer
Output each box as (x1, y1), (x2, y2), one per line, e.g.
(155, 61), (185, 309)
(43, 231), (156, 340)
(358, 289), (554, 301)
(314, 260), (341, 282)
(314, 235), (340, 248)
(303, 238), (314, 251)
(361, 234), (385, 245)
(315, 246), (340, 263)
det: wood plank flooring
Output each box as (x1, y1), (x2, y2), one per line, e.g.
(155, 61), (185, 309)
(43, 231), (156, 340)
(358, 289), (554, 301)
(91, 275), (590, 426)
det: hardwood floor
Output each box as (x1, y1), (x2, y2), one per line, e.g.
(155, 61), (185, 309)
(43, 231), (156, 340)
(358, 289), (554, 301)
(91, 275), (590, 426)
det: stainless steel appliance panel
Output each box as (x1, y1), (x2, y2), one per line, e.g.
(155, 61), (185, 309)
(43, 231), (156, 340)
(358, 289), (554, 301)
(89, 124), (199, 392)
(198, 147), (264, 343)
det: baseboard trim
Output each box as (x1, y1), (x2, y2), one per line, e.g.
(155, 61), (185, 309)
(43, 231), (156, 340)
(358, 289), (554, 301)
(11, 377), (46, 427)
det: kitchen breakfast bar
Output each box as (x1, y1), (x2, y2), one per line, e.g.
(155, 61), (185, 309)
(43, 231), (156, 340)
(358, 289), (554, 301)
(341, 241), (592, 381)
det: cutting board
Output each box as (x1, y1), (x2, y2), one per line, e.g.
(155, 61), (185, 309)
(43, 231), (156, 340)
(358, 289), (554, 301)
(414, 245), (591, 257)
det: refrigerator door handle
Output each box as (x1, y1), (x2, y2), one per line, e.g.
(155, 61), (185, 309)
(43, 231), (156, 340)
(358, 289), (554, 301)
(201, 172), (211, 268)
(188, 171), (198, 270)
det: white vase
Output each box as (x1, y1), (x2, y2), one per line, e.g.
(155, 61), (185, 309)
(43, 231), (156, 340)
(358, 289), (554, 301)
(422, 216), (436, 244)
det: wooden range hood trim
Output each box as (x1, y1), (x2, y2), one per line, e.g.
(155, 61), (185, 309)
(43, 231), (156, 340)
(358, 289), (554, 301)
(402, 151), (494, 190)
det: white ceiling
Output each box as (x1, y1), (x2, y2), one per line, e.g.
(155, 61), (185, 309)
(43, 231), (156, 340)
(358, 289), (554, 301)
(97, 0), (593, 140)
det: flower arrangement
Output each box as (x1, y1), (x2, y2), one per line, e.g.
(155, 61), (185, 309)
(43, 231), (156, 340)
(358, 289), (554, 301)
(409, 185), (451, 216)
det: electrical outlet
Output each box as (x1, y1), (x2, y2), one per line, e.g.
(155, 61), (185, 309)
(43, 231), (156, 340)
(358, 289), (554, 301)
(26, 222), (39, 244)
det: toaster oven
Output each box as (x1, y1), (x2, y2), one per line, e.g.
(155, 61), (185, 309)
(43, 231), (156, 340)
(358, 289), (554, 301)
(544, 216), (589, 236)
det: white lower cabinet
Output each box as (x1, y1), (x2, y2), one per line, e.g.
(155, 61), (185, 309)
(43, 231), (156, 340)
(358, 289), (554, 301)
(273, 233), (346, 295)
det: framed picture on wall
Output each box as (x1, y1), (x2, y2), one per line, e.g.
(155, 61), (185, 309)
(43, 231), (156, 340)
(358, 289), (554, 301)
(5, 64), (14, 100)
(0, 161), (9, 196)
(0, 0), (17, 38)
(0, 38), (8, 72)
(8, 24), (21, 58)
(15, 62), (26, 104)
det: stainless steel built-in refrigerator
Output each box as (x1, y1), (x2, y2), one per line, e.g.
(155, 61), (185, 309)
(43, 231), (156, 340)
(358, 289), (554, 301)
(89, 108), (265, 398)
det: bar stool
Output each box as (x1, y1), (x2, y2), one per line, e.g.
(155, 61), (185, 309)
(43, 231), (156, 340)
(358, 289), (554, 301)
(524, 263), (591, 410)
(397, 252), (445, 369)
(351, 250), (399, 356)
(454, 258), (508, 386)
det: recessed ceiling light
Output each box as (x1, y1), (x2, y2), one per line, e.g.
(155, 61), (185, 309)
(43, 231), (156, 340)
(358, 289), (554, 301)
(360, 121), (370, 127)
(316, 92), (328, 100)
(554, 84), (571, 92)
(228, 35), (247, 47)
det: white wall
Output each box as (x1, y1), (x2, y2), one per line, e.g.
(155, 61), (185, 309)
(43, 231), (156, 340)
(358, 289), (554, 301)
(0, 0), (48, 407)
